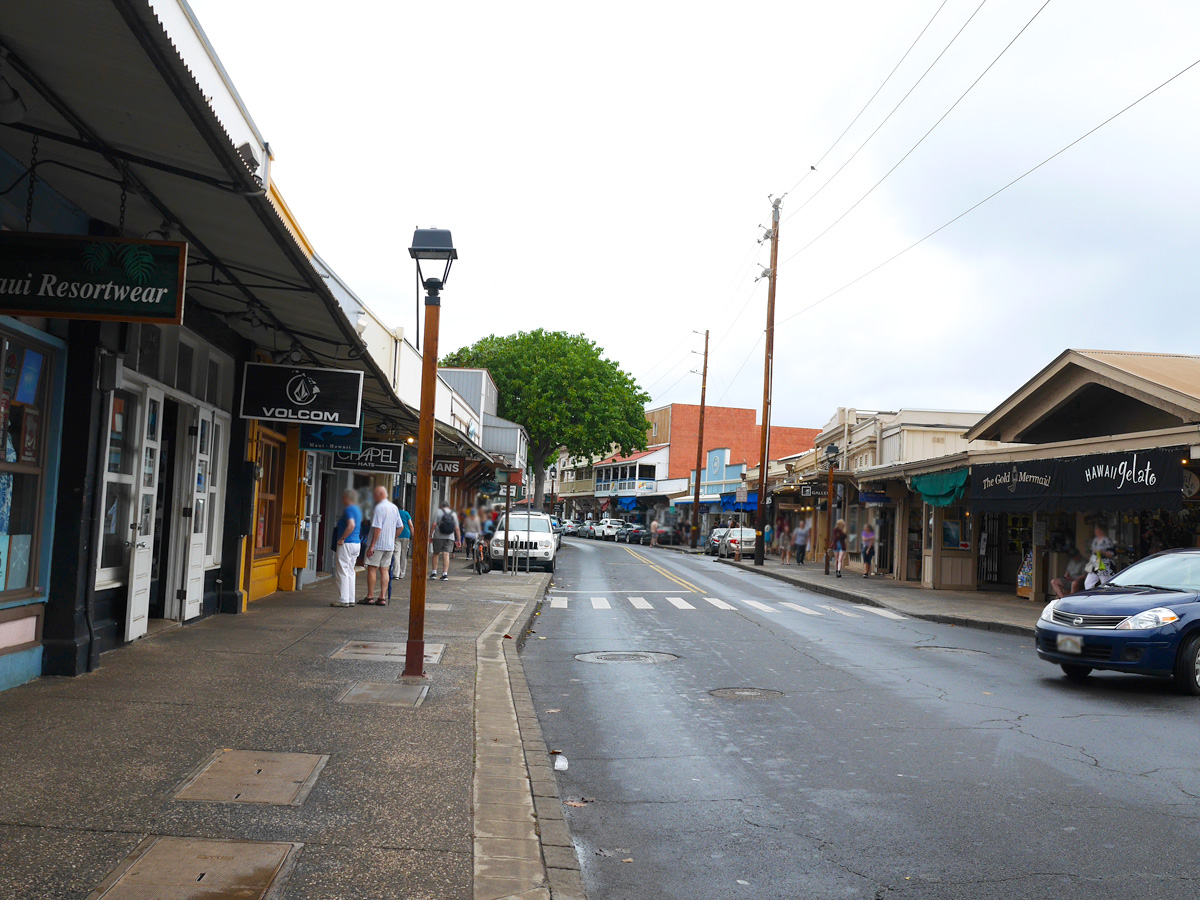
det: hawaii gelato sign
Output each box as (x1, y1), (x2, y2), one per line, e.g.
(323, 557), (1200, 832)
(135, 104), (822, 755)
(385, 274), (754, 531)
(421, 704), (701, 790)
(1082, 452), (1157, 490)
(0, 232), (187, 324)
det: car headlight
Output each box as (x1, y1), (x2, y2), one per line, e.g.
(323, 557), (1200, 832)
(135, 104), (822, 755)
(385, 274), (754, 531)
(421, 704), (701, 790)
(1115, 607), (1180, 630)
(1039, 601), (1057, 622)
(539, 540), (552, 548)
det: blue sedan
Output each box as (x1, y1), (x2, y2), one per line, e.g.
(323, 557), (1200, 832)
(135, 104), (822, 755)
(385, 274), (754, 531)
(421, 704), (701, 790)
(1036, 548), (1200, 694)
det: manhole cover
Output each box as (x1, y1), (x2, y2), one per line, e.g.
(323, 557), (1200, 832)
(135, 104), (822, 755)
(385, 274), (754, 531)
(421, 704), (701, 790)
(710, 688), (785, 700)
(89, 835), (301, 900)
(574, 651), (678, 664)
(331, 640), (444, 665)
(175, 750), (328, 806)
(915, 646), (986, 655)
(338, 681), (429, 708)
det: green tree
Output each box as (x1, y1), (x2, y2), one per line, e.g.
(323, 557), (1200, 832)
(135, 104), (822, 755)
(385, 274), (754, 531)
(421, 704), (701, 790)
(441, 330), (650, 508)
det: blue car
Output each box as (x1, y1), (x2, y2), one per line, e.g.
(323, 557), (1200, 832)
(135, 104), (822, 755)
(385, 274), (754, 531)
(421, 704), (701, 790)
(1036, 548), (1200, 694)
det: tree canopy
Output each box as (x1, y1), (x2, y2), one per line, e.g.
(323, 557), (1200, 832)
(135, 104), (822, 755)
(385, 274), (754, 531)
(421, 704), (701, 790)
(441, 330), (649, 505)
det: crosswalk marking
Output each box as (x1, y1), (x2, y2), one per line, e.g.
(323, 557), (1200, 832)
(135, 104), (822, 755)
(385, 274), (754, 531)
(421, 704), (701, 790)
(551, 597), (568, 609)
(742, 600), (777, 612)
(862, 606), (906, 620)
(819, 604), (862, 618)
(590, 597), (611, 609)
(628, 597), (654, 609)
(705, 598), (736, 610)
(780, 602), (823, 616)
(666, 597), (695, 609)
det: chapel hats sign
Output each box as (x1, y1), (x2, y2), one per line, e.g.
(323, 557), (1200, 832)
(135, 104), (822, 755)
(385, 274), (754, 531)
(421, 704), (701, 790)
(0, 232), (186, 324)
(239, 363), (364, 426)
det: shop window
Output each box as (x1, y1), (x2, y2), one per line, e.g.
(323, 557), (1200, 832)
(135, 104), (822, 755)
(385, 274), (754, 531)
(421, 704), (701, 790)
(137, 325), (161, 380)
(255, 433), (285, 558)
(97, 389), (138, 585)
(175, 341), (195, 396)
(205, 418), (225, 566)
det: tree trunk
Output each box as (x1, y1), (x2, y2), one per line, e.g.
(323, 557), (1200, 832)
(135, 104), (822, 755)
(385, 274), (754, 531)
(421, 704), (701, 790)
(530, 445), (551, 510)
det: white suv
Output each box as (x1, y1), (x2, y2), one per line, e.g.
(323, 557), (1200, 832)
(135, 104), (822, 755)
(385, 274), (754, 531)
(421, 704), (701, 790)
(489, 512), (558, 573)
(593, 518), (624, 541)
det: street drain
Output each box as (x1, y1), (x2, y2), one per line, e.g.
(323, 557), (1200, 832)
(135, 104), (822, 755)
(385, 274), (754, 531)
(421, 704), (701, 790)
(174, 750), (328, 806)
(574, 651), (678, 664)
(915, 646), (987, 655)
(710, 688), (785, 700)
(88, 835), (301, 900)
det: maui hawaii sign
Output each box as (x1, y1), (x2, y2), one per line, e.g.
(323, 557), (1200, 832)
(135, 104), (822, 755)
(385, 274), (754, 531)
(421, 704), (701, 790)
(0, 232), (187, 324)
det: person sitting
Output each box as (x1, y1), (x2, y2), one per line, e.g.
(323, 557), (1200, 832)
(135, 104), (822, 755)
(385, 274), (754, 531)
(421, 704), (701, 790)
(1051, 549), (1087, 599)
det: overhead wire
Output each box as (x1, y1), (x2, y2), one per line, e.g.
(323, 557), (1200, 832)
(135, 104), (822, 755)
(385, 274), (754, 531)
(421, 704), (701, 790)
(774, 53), (1200, 330)
(779, 0), (1052, 268)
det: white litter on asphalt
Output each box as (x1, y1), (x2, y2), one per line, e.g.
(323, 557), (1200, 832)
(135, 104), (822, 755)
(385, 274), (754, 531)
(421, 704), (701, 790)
(781, 602), (822, 616)
(551, 597), (568, 609)
(554, 755), (569, 771)
(628, 597), (654, 609)
(861, 606), (906, 620)
(742, 600), (776, 612)
(705, 598), (736, 609)
(666, 597), (696, 609)
(590, 597), (611, 609)
(818, 604), (862, 618)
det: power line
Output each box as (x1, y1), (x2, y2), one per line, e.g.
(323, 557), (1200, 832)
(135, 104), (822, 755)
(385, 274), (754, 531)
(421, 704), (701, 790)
(783, 0), (952, 197)
(775, 53), (1200, 330)
(641, 347), (695, 392)
(712, 275), (765, 353)
(780, 0), (1051, 268)
(784, 0), (989, 226)
(716, 333), (764, 406)
(654, 366), (697, 403)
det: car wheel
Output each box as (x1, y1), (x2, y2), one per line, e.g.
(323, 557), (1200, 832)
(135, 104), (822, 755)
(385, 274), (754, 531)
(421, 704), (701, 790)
(544, 558), (556, 574)
(1061, 664), (1093, 682)
(1173, 632), (1200, 696)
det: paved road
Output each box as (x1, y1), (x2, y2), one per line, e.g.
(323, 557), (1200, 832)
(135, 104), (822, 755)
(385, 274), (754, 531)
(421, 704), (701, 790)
(521, 537), (1200, 900)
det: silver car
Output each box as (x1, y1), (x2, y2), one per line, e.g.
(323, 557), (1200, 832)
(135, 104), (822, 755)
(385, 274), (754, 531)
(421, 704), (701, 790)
(718, 527), (757, 559)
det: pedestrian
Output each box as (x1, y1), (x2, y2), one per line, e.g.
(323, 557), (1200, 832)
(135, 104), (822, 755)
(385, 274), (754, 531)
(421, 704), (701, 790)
(330, 489), (362, 608)
(464, 507), (482, 558)
(362, 486), (400, 605)
(1084, 522), (1117, 590)
(430, 502), (461, 581)
(831, 518), (848, 577)
(650, 517), (659, 547)
(1052, 548), (1087, 599)
(861, 522), (876, 578)
(395, 504), (413, 579)
(764, 521), (774, 556)
(780, 521), (792, 565)
(793, 519), (809, 565)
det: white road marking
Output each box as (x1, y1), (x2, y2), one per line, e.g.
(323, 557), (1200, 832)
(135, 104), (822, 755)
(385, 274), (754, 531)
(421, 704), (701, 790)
(861, 606), (906, 620)
(781, 602), (822, 616)
(666, 597), (695, 609)
(628, 597), (654, 609)
(550, 597), (568, 609)
(705, 598), (736, 610)
(590, 597), (611, 609)
(818, 604), (862, 618)
(742, 600), (777, 612)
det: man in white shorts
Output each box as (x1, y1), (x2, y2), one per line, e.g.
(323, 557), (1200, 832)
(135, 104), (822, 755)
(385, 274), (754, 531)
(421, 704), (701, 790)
(363, 485), (400, 606)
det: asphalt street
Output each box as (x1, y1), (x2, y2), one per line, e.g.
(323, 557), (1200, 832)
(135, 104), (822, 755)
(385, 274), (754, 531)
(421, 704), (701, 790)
(520, 537), (1200, 900)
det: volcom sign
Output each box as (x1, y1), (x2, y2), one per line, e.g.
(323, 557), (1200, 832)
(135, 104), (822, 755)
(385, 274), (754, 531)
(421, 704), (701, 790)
(240, 363), (363, 426)
(331, 441), (403, 474)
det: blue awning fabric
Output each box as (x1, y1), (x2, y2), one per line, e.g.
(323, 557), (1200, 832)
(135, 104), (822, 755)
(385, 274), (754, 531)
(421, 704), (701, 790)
(617, 497), (639, 511)
(720, 491), (758, 512)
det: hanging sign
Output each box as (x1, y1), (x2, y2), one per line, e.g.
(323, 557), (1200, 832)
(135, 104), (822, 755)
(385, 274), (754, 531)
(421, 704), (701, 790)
(798, 480), (829, 498)
(432, 456), (466, 476)
(496, 467), (524, 485)
(858, 490), (893, 506)
(239, 363), (363, 426)
(299, 424), (363, 453)
(331, 441), (403, 474)
(0, 232), (187, 324)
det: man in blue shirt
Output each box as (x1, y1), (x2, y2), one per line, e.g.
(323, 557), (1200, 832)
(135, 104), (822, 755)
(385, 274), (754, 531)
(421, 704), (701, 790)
(331, 489), (362, 608)
(396, 506), (413, 579)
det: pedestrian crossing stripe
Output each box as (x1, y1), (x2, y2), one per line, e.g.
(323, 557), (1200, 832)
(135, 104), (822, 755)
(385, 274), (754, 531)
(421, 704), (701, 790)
(818, 604), (862, 618)
(628, 597), (653, 609)
(590, 597), (611, 609)
(862, 606), (906, 620)
(666, 597), (695, 609)
(742, 599), (776, 612)
(780, 602), (822, 615)
(551, 598), (568, 609)
(545, 595), (904, 621)
(705, 598), (736, 610)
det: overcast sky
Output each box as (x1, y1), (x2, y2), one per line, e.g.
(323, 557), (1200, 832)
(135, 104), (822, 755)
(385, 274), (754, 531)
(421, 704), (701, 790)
(186, 0), (1200, 431)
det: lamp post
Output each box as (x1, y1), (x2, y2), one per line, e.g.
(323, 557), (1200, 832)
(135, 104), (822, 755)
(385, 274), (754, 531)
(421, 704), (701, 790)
(404, 227), (457, 678)
(823, 443), (839, 576)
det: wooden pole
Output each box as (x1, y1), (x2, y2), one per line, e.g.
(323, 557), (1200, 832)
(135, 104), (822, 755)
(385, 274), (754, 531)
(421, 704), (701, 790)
(824, 458), (836, 576)
(690, 329), (709, 549)
(754, 197), (781, 565)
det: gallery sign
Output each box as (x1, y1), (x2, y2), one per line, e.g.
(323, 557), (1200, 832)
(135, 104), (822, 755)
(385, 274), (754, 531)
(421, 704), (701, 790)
(331, 441), (403, 474)
(240, 363), (363, 426)
(0, 232), (187, 324)
(299, 424), (363, 453)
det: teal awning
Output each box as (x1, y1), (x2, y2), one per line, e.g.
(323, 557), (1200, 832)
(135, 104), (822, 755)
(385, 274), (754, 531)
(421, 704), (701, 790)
(911, 468), (968, 508)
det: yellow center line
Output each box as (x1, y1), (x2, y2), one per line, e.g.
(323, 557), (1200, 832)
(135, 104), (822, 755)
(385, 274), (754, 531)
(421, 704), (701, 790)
(622, 546), (703, 593)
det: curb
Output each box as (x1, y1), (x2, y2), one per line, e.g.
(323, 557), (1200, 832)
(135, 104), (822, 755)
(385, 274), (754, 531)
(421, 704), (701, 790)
(716, 558), (1037, 637)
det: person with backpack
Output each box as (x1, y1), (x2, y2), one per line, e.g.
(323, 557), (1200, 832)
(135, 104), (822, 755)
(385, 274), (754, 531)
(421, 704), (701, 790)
(395, 504), (413, 579)
(430, 502), (461, 581)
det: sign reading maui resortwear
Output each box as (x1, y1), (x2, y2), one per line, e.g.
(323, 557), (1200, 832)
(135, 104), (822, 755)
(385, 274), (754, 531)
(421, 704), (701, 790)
(0, 232), (187, 323)
(239, 363), (363, 426)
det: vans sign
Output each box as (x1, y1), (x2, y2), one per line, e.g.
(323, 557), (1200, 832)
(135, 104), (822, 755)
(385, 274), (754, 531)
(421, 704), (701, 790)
(331, 441), (403, 474)
(240, 363), (363, 427)
(432, 456), (465, 476)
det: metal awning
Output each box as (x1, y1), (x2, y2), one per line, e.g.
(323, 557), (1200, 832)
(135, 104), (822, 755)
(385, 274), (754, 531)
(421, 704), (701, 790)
(0, 0), (455, 444)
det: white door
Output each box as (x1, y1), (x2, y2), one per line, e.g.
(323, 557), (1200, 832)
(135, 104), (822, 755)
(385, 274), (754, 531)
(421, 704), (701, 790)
(181, 406), (212, 620)
(124, 386), (164, 641)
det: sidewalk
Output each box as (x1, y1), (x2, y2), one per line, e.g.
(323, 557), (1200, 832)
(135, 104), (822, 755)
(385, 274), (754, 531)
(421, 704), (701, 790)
(0, 560), (575, 900)
(711, 554), (1041, 635)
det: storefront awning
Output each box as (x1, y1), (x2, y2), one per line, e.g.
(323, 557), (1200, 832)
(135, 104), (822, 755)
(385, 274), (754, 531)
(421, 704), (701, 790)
(720, 491), (757, 512)
(911, 468), (969, 508)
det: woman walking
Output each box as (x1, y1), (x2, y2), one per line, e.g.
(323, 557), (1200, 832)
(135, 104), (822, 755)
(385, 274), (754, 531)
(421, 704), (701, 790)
(861, 522), (876, 578)
(780, 521), (792, 565)
(793, 519), (809, 565)
(331, 489), (363, 608)
(831, 518), (848, 577)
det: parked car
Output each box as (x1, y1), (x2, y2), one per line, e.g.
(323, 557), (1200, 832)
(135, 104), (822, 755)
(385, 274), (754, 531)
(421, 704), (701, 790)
(705, 527), (730, 556)
(653, 525), (678, 546)
(718, 527), (757, 559)
(550, 517), (563, 548)
(579, 521), (596, 538)
(618, 524), (649, 544)
(594, 518), (624, 541)
(488, 512), (558, 573)
(562, 519), (579, 536)
(1035, 548), (1200, 694)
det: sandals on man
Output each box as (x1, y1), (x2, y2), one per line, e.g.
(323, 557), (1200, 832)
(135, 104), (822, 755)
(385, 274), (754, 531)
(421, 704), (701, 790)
(369, 597), (388, 606)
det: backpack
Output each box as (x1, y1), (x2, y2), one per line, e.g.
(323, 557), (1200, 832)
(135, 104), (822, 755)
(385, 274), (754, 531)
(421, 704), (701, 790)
(438, 509), (457, 535)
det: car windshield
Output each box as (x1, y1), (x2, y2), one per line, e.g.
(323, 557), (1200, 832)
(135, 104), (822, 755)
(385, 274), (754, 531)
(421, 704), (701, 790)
(1108, 554), (1200, 592)
(496, 516), (551, 533)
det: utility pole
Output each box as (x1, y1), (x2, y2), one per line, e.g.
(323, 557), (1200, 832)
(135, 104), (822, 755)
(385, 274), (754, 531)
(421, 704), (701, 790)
(824, 454), (837, 575)
(690, 329), (709, 549)
(754, 196), (782, 566)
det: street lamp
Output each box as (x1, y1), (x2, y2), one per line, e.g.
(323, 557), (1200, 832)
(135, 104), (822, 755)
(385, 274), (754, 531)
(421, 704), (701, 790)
(823, 443), (839, 576)
(403, 227), (458, 678)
